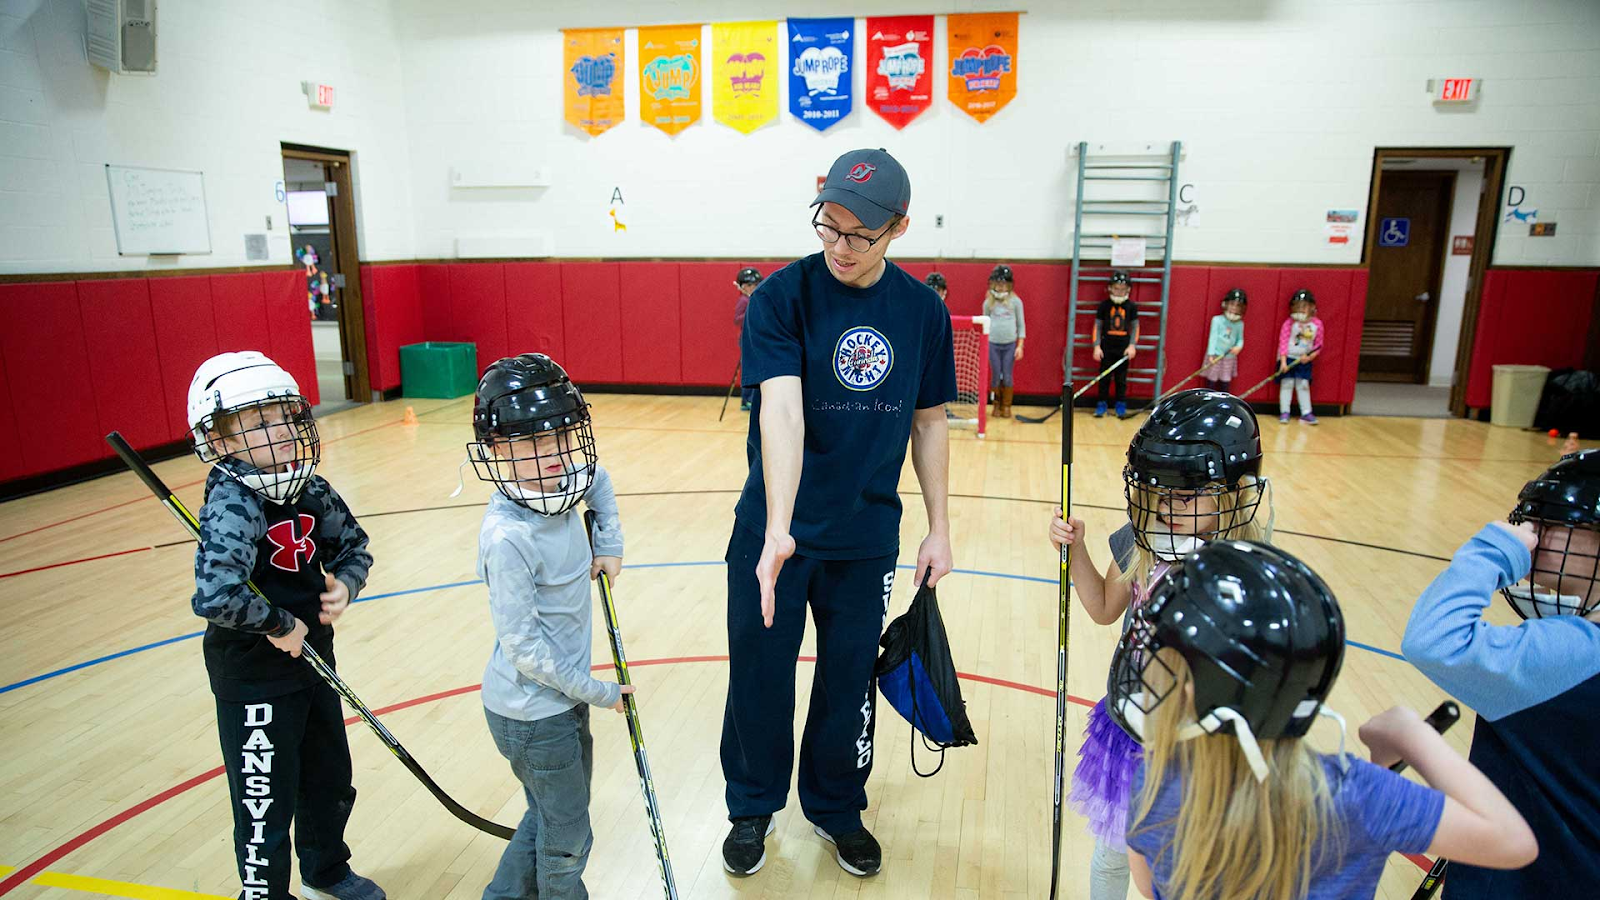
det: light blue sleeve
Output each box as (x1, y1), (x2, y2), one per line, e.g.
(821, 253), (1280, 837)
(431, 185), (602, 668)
(583, 464), (624, 558)
(1205, 316), (1230, 358)
(1401, 524), (1600, 721)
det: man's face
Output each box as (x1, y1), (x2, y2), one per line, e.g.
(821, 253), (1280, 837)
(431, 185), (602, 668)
(814, 202), (907, 288)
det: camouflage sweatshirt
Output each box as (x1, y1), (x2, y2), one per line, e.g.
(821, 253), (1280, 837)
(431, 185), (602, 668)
(478, 465), (624, 722)
(192, 463), (373, 700)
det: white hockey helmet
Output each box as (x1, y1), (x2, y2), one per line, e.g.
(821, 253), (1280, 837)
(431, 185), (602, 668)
(187, 351), (320, 504)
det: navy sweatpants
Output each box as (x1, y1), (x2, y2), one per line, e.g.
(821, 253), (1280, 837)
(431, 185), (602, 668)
(720, 525), (897, 835)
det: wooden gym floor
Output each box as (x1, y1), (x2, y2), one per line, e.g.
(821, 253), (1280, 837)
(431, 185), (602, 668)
(0, 394), (1586, 899)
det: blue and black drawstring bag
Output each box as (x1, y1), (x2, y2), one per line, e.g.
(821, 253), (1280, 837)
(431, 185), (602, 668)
(875, 574), (978, 776)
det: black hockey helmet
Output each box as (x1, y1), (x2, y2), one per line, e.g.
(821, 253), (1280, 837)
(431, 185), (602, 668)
(736, 267), (763, 286)
(1290, 288), (1316, 309)
(1124, 390), (1266, 556)
(1107, 540), (1345, 778)
(1503, 449), (1600, 619)
(468, 354), (596, 515)
(989, 264), (1014, 284)
(1109, 270), (1132, 287)
(1223, 287), (1248, 311)
(925, 272), (947, 291)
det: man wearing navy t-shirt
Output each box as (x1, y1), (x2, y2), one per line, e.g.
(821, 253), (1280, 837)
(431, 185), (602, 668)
(720, 148), (957, 879)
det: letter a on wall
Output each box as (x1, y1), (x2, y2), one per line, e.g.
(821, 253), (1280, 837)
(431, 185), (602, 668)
(947, 12), (1018, 123)
(563, 28), (625, 136)
(639, 24), (703, 136)
(713, 21), (779, 135)
(788, 17), (853, 132)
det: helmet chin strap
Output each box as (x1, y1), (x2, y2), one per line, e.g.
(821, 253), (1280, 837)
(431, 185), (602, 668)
(1505, 584), (1587, 618)
(1178, 707), (1270, 782)
(449, 457), (471, 498)
(501, 466), (593, 516)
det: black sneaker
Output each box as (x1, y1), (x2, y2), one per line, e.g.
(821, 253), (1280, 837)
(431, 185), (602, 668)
(722, 815), (775, 876)
(813, 825), (881, 877)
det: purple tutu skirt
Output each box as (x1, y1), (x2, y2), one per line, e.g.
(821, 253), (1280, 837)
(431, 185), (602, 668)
(1067, 697), (1144, 851)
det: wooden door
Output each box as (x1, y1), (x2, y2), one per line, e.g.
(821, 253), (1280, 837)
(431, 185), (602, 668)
(1361, 170), (1453, 382)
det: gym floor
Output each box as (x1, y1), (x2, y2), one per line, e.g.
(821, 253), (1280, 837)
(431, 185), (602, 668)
(0, 395), (1584, 899)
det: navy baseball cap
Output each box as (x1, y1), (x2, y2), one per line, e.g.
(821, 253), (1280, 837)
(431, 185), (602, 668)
(812, 148), (911, 231)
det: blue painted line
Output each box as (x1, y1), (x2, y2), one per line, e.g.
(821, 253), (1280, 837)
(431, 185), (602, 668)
(0, 562), (1399, 695)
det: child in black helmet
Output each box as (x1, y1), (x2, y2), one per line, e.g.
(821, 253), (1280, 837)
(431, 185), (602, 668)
(1094, 270), (1139, 418)
(984, 264), (1026, 418)
(1120, 541), (1534, 900)
(925, 271), (948, 304)
(467, 353), (632, 898)
(1202, 288), (1247, 392)
(734, 267), (764, 411)
(1275, 289), (1323, 425)
(1403, 449), (1600, 898)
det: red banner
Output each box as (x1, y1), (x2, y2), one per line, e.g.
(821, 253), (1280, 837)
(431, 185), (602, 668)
(864, 15), (933, 130)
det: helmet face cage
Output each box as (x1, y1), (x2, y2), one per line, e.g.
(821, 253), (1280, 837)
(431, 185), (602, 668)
(468, 417), (597, 516)
(1123, 468), (1264, 556)
(1106, 605), (1182, 741)
(1502, 512), (1600, 619)
(196, 396), (320, 504)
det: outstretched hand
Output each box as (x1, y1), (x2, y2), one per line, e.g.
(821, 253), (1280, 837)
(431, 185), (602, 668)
(756, 531), (796, 628)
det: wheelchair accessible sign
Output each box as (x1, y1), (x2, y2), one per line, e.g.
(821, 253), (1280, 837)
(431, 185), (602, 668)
(1379, 217), (1410, 247)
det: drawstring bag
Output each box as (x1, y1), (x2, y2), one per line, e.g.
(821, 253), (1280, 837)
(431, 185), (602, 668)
(874, 575), (979, 776)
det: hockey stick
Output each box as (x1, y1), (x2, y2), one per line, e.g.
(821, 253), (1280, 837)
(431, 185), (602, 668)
(1017, 356), (1130, 424)
(718, 361), (741, 422)
(1386, 701), (1460, 900)
(585, 510), (678, 900)
(1154, 359), (1221, 404)
(1047, 378), (1073, 899)
(1235, 356), (1306, 401)
(104, 431), (516, 841)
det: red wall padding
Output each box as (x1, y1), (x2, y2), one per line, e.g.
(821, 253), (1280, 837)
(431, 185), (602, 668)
(148, 276), (220, 441)
(76, 279), (168, 451)
(210, 273), (271, 354)
(362, 265), (425, 391)
(1274, 268), (1356, 404)
(1464, 268), (1598, 408)
(448, 264), (509, 374)
(418, 265), (453, 341)
(0, 335), (24, 482)
(1006, 263), (1070, 394)
(677, 263), (745, 386)
(560, 263), (623, 382)
(505, 262), (565, 362)
(0, 283), (102, 472)
(264, 271), (319, 407)
(620, 263), (682, 384)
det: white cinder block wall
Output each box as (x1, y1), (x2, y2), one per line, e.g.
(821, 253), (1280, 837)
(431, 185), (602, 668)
(0, 0), (416, 274)
(2, 0), (1597, 274)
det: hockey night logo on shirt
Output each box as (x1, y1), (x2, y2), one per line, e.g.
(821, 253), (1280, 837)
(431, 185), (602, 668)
(834, 326), (894, 391)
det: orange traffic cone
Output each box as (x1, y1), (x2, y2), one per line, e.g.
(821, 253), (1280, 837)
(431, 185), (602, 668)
(402, 406), (418, 426)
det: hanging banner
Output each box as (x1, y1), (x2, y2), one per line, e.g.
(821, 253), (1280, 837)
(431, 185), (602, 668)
(638, 24), (702, 136)
(713, 21), (779, 134)
(864, 15), (933, 130)
(787, 17), (853, 132)
(947, 12), (1018, 123)
(563, 28), (625, 137)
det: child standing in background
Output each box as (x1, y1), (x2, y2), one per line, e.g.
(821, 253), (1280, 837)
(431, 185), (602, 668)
(984, 264), (1025, 419)
(925, 271), (948, 304)
(1201, 288), (1246, 393)
(1276, 289), (1323, 425)
(1094, 270), (1139, 419)
(734, 267), (763, 411)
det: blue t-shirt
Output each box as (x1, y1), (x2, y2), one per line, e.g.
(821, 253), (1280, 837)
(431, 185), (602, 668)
(735, 252), (957, 559)
(1127, 754), (1443, 900)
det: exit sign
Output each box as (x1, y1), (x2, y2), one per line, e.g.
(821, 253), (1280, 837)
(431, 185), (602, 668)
(305, 82), (335, 109)
(1435, 78), (1477, 103)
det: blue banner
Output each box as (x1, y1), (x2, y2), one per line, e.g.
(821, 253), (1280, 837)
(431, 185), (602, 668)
(787, 18), (852, 132)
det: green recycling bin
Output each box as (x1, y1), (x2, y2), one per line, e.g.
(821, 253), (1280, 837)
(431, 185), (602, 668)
(399, 342), (478, 399)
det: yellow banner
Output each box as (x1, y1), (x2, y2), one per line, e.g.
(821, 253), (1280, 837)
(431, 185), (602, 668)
(562, 28), (625, 136)
(712, 21), (779, 135)
(639, 24), (703, 136)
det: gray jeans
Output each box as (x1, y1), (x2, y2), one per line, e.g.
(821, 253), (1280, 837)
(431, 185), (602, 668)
(484, 704), (595, 900)
(1090, 835), (1130, 900)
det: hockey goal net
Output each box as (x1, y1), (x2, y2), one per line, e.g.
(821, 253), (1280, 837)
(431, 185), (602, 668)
(949, 315), (990, 438)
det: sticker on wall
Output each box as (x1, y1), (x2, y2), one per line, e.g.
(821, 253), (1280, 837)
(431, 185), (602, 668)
(865, 15), (933, 130)
(1504, 185), (1537, 223)
(1324, 209), (1358, 245)
(1451, 235), (1474, 255)
(1530, 222), (1557, 236)
(608, 187), (627, 234)
(788, 17), (853, 132)
(947, 12), (1018, 123)
(1378, 217), (1410, 247)
(713, 21), (778, 135)
(639, 24), (702, 136)
(563, 29), (625, 137)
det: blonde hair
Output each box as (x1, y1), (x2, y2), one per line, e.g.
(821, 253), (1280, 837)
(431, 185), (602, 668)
(1133, 650), (1341, 900)
(1119, 474), (1270, 586)
(983, 289), (1013, 316)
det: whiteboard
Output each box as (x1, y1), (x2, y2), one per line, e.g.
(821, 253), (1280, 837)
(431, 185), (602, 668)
(105, 165), (213, 256)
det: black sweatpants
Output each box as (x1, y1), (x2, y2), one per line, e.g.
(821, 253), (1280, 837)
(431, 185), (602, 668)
(216, 681), (355, 900)
(720, 525), (897, 836)
(1098, 337), (1131, 404)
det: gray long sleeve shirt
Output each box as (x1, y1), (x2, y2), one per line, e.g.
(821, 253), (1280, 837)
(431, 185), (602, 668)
(477, 465), (626, 722)
(985, 292), (1025, 345)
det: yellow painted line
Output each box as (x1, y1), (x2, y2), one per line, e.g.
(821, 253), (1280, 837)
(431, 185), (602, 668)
(0, 866), (12, 876)
(27, 870), (231, 900)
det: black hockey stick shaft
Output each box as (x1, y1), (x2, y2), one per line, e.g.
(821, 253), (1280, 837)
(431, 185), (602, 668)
(585, 510), (679, 900)
(1386, 701), (1459, 900)
(718, 361), (740, 422)
(1017, 356), (1129, 423)
(104, 431), (516, 841)
(1048, 379), (1073, 899)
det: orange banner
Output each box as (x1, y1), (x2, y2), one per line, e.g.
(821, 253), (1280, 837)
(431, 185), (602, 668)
(563, 28), (625, 136)
(639, 24), (703, 136)
(947, 12), (1018, 123)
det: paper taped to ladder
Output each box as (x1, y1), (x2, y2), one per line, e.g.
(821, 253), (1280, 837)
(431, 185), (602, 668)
(1111, 237), (1147, 267)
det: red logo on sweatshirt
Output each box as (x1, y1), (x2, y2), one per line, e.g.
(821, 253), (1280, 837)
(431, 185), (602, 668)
(265, 515), (317, 572)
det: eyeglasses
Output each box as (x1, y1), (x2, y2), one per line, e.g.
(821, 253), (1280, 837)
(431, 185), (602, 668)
(813, 214), (899, 253)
